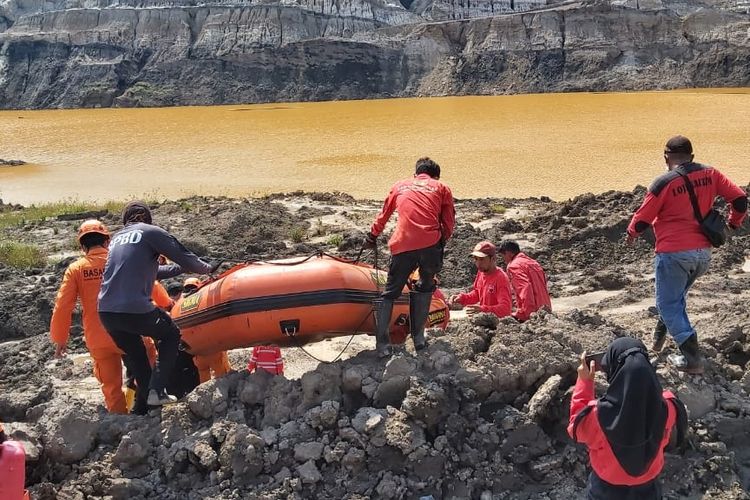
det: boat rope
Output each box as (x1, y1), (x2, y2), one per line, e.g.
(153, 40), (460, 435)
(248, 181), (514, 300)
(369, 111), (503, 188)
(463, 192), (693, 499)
(203, 246), (388, 364)
(285, 307), (372, 364)
(286, 244), (385, 365)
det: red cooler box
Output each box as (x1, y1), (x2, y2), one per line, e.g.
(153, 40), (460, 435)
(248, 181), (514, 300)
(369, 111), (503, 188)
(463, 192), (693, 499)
(0, 440), (28, 500)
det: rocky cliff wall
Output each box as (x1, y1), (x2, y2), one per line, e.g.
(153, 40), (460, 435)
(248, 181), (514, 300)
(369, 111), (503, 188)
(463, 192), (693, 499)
(0, 1), (748, 108)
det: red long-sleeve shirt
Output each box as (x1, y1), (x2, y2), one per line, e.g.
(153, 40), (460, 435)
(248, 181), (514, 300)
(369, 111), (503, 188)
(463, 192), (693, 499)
(370, 173), (455, 255)
(567, 377), (678, 486)
(247, 346), (284, 375)
(627, 164), (747, 253)
(456, 267), (512, 318)
(506, 253), (552, 321)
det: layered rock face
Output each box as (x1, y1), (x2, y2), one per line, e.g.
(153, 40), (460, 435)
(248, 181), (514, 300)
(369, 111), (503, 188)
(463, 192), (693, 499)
(0, 0), (749, 108)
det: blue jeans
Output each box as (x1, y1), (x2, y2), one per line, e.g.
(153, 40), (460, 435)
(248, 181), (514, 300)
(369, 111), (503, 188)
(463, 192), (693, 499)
(654, 249), (711, 346)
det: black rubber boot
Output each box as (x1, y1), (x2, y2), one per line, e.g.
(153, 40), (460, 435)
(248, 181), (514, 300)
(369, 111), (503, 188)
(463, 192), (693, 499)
(374, 299), (394, 358)
(652, 318), (668, 353)
(409, 291), (433, 351)
(670, 334), (704, 374)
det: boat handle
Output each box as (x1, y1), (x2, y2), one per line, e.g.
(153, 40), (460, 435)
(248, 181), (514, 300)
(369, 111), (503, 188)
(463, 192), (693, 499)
(280, 319), (301, 336)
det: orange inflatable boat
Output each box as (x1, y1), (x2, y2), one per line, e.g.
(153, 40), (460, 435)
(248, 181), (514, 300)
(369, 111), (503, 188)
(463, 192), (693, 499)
(171, 254), (449, 356)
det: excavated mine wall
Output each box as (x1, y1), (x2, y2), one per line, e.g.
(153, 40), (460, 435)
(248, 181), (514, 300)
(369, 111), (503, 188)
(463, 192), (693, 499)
(1, 2), (750, 108)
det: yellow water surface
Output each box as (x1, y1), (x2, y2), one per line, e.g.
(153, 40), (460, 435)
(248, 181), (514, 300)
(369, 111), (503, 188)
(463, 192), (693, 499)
(1, 90), (748, 204)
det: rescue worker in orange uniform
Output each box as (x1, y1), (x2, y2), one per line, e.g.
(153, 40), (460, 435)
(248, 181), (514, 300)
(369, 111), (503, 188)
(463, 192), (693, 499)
(50, 220), (129, 413)
(50, 220), (172, 414)
(247, 345), (284, 375)
(182, 278), (233, 383)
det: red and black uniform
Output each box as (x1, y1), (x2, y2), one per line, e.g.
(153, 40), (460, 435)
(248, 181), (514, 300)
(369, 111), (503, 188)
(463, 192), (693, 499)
(505, 252), (552, 321)
(455, 267), (513, 318)
(370, 173), (455, 298)
(627, 163), (747, 251)
(568, 338), (687, 500)
(569, 381), (679, 486)
(371, 173), (455, 256)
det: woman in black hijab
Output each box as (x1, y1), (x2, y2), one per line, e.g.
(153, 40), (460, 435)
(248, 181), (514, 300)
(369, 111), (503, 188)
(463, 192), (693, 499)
(568, 337), (688, 499)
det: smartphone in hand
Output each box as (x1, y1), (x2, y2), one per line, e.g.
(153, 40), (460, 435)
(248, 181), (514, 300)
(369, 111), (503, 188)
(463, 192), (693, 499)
(585, 351), (606, 371)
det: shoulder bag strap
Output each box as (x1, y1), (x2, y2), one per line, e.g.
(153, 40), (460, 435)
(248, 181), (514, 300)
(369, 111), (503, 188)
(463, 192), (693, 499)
(674, 168), (705, 223)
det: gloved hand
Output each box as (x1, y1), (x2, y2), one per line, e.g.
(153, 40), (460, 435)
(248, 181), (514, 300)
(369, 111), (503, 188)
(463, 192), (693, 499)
(362, 232), (377, 250)
(209, 260), (223, 274)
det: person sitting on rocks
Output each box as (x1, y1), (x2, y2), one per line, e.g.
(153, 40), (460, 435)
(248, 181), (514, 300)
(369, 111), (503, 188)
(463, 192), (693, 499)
(98, 201), (218, 413)
(247, 345), (284, 375)
(497, 240), (552, 321)
(448, 241), (512, 318)
(568, 337), (688, 500)
(182, 278), (233, 383)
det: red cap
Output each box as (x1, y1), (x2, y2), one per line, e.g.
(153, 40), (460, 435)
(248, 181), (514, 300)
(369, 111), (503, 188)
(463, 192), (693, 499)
(470, 241), (496, 258)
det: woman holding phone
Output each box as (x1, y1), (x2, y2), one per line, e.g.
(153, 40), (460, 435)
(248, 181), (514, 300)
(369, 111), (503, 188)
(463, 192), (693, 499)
(568, 337), (688, 499)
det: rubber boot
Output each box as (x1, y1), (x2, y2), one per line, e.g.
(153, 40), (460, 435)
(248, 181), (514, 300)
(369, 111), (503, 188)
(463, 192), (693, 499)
(374, 299), (394, 358)
(409, 291), (433, 351)
(668, 334), (704, 374)
(652, 318), (668, 353)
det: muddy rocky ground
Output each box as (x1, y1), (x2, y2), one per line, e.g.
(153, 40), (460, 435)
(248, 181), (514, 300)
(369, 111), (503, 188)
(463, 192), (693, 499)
(1, 188), (749, 499)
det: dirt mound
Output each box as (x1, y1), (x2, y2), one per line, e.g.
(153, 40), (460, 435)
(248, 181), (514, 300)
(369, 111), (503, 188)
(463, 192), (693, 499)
(1, 189), (749, 498)
(5, 307), (748, 499)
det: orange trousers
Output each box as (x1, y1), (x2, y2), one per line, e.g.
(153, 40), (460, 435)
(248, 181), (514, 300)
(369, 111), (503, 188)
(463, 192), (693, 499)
(194, 352), (231, 383)
(92, 338), (157, 415)
(89, 347), (127, 414)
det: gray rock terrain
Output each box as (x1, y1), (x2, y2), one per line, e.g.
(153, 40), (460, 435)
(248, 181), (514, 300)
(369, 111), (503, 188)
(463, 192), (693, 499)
(0, 0), (749, 108)
(1, 188), (749, 498)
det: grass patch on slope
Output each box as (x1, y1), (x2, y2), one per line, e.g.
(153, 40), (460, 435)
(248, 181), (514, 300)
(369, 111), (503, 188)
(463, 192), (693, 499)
(0, 240), (47, 269)
(0, 200), (125, 229)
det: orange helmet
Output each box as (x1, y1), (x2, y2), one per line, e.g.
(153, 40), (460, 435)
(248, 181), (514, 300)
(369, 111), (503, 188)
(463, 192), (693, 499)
(77, 219), (109, 243)
(183, 277), (201, 289)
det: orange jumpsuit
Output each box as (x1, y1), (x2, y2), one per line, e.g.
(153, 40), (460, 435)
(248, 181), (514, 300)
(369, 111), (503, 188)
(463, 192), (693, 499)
(50, 247), (128, 414)
(50, 248), (172, 414)
(193, 351), (232, 383)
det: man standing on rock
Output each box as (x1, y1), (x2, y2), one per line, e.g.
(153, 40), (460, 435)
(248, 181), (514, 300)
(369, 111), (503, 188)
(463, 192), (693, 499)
(627, 136), (747, 374)
(449, 241), (512, 318)
(98, 202), (218, 412)
(363, 157), (455, 356)
(497, 240), (552, 321)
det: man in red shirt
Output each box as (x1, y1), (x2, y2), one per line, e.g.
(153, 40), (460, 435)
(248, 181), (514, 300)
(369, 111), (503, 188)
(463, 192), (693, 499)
(498, 240), (552, 321)
(627, 136), (747, 373)
(449, 241), (512, 318)
(364, 157), (455, 356)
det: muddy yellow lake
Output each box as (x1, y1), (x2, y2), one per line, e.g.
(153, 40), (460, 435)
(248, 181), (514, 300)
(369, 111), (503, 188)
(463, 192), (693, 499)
(1, 90), (748, 204)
